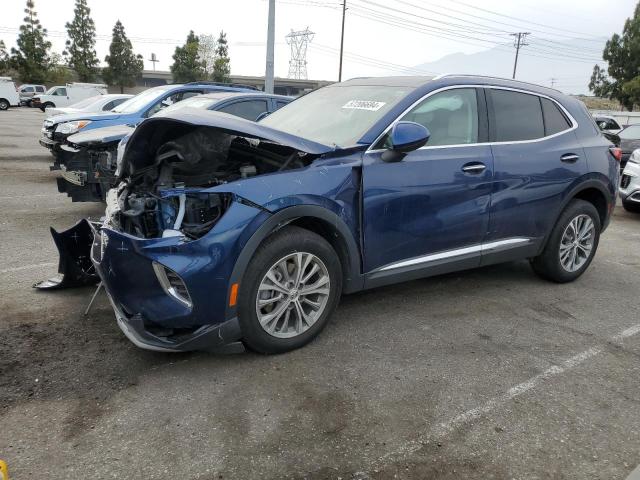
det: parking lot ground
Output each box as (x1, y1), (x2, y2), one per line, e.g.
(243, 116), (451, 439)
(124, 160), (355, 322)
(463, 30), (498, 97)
(1, 108), (640, 479)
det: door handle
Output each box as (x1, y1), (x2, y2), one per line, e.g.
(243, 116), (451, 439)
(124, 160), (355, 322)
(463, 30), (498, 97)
(561, 153), (580, 163)
(462, 162), (486, 173)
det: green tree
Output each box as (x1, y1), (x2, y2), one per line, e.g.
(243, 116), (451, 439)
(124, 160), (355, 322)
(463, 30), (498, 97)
(64, 0), (99, 82)
(0, 40), (9, 74)
(49, 52), (74, 84)
(590, 2), (640, 110)
(171, 31), (205, 82)
(212, 31), (230, 82)
(622, 76), (640, 109)
(10, 0), (52, 84)
(102, 20), (143, 93)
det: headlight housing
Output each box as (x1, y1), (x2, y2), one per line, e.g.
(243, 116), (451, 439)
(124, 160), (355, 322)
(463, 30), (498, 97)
(56, 120), (92, 135)
(629, 149), (640, 165)
(114, 135), (130, 177)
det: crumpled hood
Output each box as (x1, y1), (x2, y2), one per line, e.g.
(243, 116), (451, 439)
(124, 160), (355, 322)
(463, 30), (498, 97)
(67, 124), (134, 146)
(46, 111), (124, 126)
(123, 108), (335, 173)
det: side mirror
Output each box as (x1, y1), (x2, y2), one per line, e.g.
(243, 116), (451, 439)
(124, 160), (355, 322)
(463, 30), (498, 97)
(382, 121), (430, 162)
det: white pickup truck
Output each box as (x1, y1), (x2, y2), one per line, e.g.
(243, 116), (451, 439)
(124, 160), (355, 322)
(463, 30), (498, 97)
(32, 83), (108, 112)
(0, 77), (20, 111)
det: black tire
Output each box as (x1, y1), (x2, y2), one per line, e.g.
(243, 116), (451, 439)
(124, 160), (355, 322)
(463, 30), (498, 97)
(238, 226), (342, 354)
(41, 102), (54, 112)
(0, 99), (9, 111)
(623, 200), (640, 213)
(531, 199), (601, 283)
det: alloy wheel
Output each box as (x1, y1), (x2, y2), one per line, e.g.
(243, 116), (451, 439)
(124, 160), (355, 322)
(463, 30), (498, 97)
(256, 252), (331, 338)
(559, 214), (595, 272)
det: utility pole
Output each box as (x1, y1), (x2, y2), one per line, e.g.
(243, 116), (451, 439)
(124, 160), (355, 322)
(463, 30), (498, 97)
(148, 53), (159, 71)
(510, 32), (529, 79)
(265, 0), (275, 93)
(338, 0), (346, 82)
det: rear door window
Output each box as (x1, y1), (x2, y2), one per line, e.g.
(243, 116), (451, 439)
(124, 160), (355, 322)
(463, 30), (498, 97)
(490, 89), (544, 142)
(541, 98), (572, 136)
(218, 99), (269, 121)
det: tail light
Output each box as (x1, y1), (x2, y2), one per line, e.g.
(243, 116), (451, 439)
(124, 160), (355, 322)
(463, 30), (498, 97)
(609, 147), (622, 162)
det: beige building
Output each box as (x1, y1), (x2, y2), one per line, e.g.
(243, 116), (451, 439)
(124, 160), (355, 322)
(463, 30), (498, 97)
(107, 70), (332, 96)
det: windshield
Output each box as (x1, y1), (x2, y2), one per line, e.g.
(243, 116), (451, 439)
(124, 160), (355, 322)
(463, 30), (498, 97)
(260, 84), (413, 147)
(112, 87), (171, 114)
(45, 86), (59, 95)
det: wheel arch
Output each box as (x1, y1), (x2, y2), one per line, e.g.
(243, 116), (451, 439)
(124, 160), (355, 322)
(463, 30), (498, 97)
(224, 205), (364, 321)
(538, 179), (613, 255)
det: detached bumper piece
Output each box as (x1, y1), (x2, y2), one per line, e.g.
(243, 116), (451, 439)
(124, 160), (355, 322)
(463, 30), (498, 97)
(108, 294), (243, 353)
(33, 219), (100, 290)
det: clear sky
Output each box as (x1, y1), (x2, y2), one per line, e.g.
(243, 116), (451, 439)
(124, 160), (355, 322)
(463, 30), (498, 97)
(0, 0), (637, 90)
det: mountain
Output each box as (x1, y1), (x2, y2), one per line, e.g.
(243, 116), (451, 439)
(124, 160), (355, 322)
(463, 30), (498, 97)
(410, 38), (607, 95)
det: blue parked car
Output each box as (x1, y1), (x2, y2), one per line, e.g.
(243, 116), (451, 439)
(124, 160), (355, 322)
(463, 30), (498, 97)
(39, 75), (620, 354)
(56, 91), (292, 202)
(39, 82), (258, 165)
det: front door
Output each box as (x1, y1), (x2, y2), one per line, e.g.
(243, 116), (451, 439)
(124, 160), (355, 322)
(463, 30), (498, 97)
(362, 87), (494, 281)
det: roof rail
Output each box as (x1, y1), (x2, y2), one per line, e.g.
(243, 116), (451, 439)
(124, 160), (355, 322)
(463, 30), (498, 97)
(434, 74), (563, 93)
(184, 81), (260, 91)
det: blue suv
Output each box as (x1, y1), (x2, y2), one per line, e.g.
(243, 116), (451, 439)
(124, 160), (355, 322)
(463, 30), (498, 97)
(40, 75), (619, 354)
(39, 82), (257, 166)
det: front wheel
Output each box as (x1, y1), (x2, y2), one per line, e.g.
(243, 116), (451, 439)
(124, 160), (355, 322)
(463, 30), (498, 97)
(41, 102), (54, 112)
(531, 199), (601, 283)
(0, 99), (9, 111)
(238, 226), (342, 354)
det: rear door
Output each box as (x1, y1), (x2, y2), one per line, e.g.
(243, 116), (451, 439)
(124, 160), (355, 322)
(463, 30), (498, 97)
(362, 87), (493, 278)
(485, 87), (586, 261)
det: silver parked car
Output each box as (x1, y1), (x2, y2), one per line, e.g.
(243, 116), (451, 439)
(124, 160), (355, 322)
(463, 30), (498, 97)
(620, 149), (640, 213)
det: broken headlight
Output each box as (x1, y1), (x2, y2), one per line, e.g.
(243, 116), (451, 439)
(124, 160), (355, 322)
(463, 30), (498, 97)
(56, 120), (92, 135)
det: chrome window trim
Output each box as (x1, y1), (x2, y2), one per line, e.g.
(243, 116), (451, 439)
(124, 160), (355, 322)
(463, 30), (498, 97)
(374, 237), (532, 273)
(366, 84), (578, 154)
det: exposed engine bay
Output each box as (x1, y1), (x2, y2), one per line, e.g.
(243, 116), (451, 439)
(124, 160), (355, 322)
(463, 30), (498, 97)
(106, 125), (313, 240)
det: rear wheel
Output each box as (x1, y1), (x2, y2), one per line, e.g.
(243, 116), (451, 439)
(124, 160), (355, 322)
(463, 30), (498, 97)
(531, 199), (600, 283)
(238, 226), (342, 354)
(0, 99), (9, 111)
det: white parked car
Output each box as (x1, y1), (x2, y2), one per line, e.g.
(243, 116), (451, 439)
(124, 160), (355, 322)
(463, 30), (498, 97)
(32, 83), (108, 112)
(46, 94), (133, 117)
(0, 77), (20, 111)
(620, 149), (640, 213)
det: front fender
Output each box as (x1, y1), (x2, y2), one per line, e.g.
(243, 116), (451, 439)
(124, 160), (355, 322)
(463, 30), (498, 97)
(223, 203), (364, 321)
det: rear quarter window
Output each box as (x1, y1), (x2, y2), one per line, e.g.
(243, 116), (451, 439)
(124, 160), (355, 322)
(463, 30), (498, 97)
(541, 98), (572, 136)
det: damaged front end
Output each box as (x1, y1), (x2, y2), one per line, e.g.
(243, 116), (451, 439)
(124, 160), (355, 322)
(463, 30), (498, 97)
(35, 109), (336, 351)
(56, 125), (134, 202)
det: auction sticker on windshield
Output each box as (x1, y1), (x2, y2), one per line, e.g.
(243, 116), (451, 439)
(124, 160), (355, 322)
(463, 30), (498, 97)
(342, 100), (386, 111)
